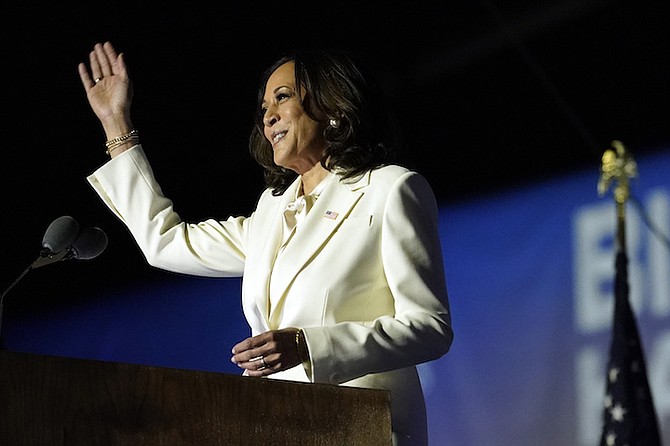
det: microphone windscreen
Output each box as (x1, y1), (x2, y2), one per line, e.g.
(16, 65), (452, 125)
(71, 227), (108, 260)
(42, 216), (80, 253)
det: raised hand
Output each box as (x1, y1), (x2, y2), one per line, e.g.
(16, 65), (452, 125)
(78, 41), (135, 155)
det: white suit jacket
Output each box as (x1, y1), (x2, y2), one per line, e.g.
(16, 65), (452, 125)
(87, 145), (453, 445)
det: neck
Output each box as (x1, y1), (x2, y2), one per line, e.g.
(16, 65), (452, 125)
(300, 163), (329, 196)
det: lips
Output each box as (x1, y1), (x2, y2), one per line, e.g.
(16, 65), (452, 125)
(272, 130), (287, 144)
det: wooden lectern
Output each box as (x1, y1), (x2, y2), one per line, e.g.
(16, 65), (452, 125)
(0, 350), (392, 445)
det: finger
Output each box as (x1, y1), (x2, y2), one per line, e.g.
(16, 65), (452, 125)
(231, 337), (253, 356)
(244, 355), (274, 377)
(231, 345), (268, 365)
(89, 49), (103, 82)
(231, 337), (273, 366)
(231, 332), (270, 355)
(116, 52), (129, 78)
(77, 62), (94, 91)
(94, 42), (113, 78)
(103, 41), (120, 73)
(241, 351), (282, 374)
(258, 353), (277, 371)
(103, 41), (118, 61)
(235, 355), (264, 371)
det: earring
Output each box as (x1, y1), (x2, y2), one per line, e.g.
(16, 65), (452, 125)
(329, 118), (339, 128)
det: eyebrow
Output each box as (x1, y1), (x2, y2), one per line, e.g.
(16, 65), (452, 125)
(261, 85), (292, 106)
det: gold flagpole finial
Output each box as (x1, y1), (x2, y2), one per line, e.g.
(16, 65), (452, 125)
(598, 140), (637, 250)
(597, 140), (637, 204)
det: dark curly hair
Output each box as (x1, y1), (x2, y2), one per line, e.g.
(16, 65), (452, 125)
(248, 49), (398, 195)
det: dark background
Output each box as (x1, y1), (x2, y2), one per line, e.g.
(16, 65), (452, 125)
(1, 1), (668, 311)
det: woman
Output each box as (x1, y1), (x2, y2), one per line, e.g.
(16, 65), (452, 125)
(79, 41), (453, 445)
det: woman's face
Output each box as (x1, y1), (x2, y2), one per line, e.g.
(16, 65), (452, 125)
(262, 61), (327, 174)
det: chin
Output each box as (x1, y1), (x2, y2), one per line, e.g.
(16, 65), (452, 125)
(273, 156), (288, 170)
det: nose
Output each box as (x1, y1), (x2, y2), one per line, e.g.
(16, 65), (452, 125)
(263, 104), (279, 127)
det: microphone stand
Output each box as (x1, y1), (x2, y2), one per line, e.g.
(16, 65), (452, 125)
(0, 248), (70, 349)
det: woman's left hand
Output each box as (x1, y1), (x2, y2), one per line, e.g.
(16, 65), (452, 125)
(78, 42), (133, 129)
(231, 328), (302, 376)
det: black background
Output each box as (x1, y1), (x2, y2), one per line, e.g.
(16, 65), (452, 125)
(1, 1), (668, 311)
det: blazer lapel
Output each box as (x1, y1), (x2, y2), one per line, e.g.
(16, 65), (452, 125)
(249, 179), (301, 329)
(268, 172), (370, 327)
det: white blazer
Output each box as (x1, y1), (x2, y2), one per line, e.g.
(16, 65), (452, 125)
(88, 145), (453, 445)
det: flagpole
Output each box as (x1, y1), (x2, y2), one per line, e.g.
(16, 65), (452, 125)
(596, 141), (662, 446)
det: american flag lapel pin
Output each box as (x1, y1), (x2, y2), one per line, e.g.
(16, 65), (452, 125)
(323, 210), (339, 220)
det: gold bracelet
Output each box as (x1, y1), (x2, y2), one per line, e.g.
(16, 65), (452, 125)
(105, 130), (139, 155)
(105, 129), (138, 148)
(106, 145), (121, 156)
(105, 137), (139, 155)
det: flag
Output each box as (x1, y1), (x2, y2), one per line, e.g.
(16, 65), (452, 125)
(599, 250), (662, 446)
(323, 210), (338, 220)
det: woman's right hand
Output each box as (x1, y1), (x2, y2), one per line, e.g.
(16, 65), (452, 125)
(78, 42), (134, 144)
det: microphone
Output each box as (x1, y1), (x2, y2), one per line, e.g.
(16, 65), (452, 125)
(1, 216), (108, 348)
(31, 217), (108, 268)
(69, 226), (108, 260)
(41, 215), (80, 255)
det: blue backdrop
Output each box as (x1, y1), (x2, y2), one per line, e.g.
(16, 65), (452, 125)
(4, 147), (669, 445)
